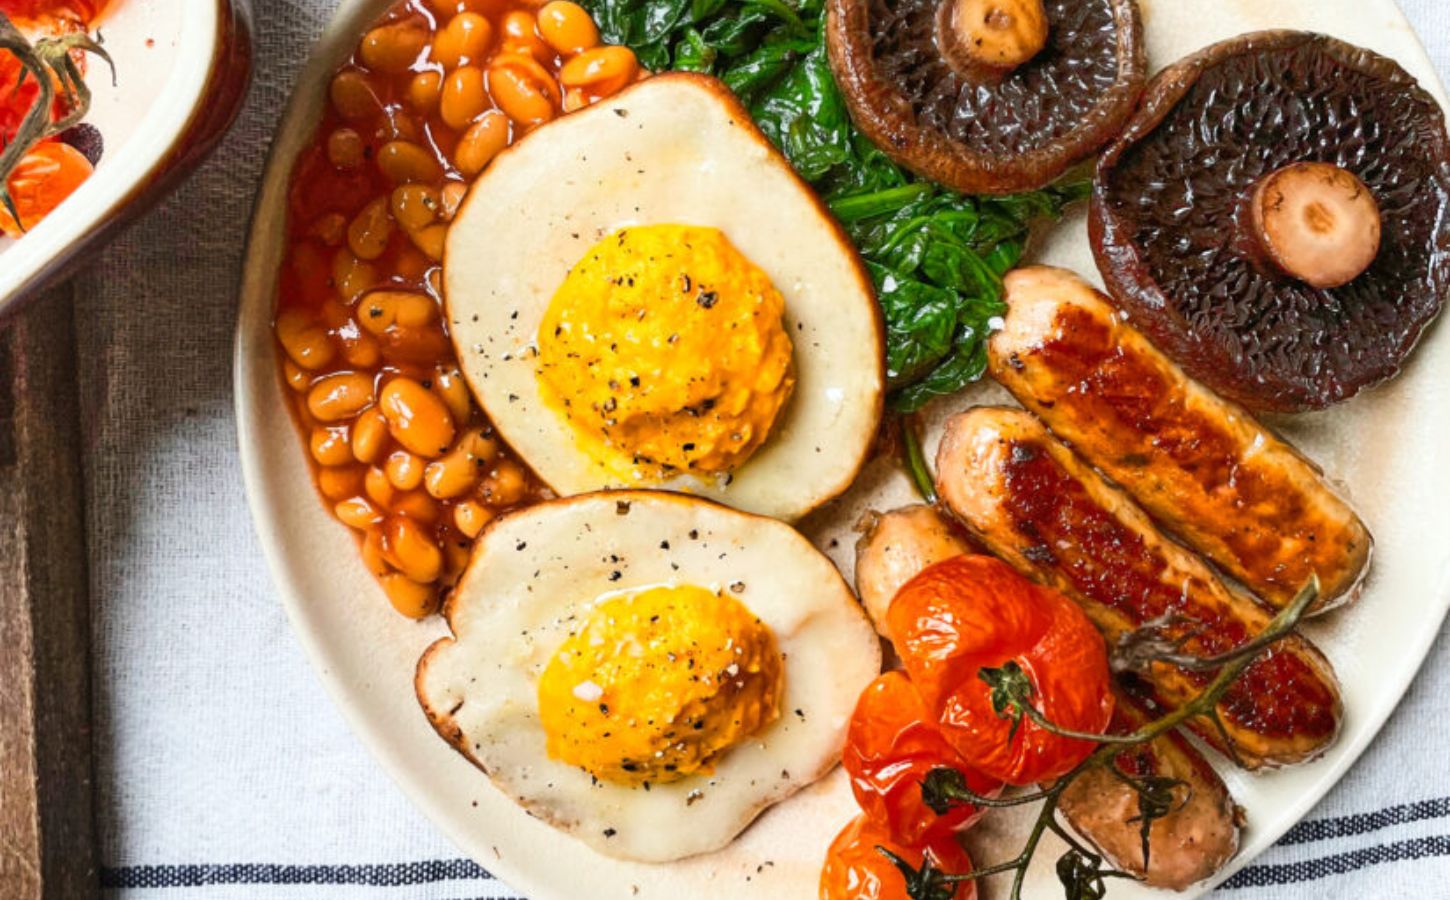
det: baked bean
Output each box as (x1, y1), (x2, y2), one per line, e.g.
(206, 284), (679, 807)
(385, 450), (426, 491)
(443, 538), (472, 581)
(392, 489), (441, 524)
(560, 45), (637, 98)
(433, 12), (493, 70)
(500, 10), (549, 63)
(390, 184), (440, 232)
(424, 430), (486, 498)
(384, 514), (445, 583)
(453, 499), (494, 538)
(358, 289), (438, 335)
(377, 140), (444, 184)
(335, 496), (384, 530)
(431, 368), (472, 423)
(326, 127), (365, 169)
(275, 309), (336, 370)
(310, 426), (353, 467)
(329, 68), (380, 121)
(332, 249), (380, 301)
(411, 223), (449, 261)
(283, 360), (310, 392)
(360, 527), (393, 576)
(489, 53), (557, 126)
(563, 86), (587, 112)
(360, 18), (430, 74)
(379, 376), (456, 457)
(427, 0), (508, 16)
(440, 181), (468, 220)
(454, 110), (509, 176)
(381, 573), (439, 619)
(441, 66), (490, 131)
(351, 406), (390, 463)
(537, 1), (597, 57)
(307, 372), (375, 421)
(407, 70), (442, 114)
(364, 465), (396, 508)
(339, 328), (383, 368)
(318, 465), (366, 501)
(480, 458), (528, 507)
(347, 197), (395, 261)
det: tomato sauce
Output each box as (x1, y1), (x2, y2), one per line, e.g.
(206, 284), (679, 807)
(273, 0), (639, 617)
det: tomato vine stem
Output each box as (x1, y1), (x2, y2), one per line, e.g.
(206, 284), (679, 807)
(0, 12), (112, 229)
(889, 576), (1321, 900)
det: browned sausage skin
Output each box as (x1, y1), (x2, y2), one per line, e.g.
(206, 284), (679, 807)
(988, 266), (1372, 614)
(853, 505), (975, 630)
(936, 407), (1343, 769)
(1057, 696), (1242, 890)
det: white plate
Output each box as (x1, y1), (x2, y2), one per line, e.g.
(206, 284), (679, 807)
(235, 0), (1450, 897)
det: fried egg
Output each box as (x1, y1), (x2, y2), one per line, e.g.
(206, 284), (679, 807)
(415, 491), (882, 861)
(443, 73), (884, 522)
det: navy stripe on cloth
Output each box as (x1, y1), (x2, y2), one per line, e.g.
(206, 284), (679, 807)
(98, 798), (1450, 891)
(1277, 797), (1450, 846)
(1221, 834), (1450, 889)
(99, 860), (492, 889)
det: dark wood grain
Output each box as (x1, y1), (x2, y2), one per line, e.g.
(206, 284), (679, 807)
(0, 284), (97, 900)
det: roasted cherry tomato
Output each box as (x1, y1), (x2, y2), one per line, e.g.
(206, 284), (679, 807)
(820, 814), (977, 900)
(843, 670), (1002, 847)
(0, 141), (93, 236)
(885, 555), (1113, 785)
(0, 1), (105, 24)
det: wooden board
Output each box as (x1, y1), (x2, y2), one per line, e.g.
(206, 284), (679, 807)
(0, 286), (98, 900)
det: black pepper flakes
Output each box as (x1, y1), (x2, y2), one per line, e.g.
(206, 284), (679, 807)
(696, 291), (719, 309)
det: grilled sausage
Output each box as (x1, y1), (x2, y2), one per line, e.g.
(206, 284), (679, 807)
(1057, 696), (1242, 891)
(854, 505), (974, 630)
(989, 266), (1371, 614)
(936, 406), (1342, 769)
(852, 502), (1241, 887)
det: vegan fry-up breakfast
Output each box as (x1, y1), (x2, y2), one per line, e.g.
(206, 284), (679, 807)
(268, 0), (1448, 895)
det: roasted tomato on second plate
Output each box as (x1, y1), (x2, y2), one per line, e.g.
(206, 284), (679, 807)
(886, 555), (1114, 785)
(820, 814), (977, 900)
(843, 670), (1002, 847)
(0, 141), (93, 236)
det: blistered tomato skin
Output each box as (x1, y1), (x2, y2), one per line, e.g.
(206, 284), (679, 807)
(820, 814), (976, 900)
(842, 671), (1001, 848)
(885, 555), (1114, 785)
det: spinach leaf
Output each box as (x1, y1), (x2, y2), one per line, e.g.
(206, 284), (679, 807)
(581, 0), (1084, 412)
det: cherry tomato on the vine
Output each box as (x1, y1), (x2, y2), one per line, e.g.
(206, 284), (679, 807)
(843, 670), (1002, 848)
(885, 555), (1114, 785)
(820, 814), (977, 900)
(0, 141), (93, 236)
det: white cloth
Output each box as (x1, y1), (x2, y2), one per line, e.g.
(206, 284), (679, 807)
(85, 1), (1450, 897)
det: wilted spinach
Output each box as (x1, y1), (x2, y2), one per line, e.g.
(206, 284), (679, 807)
(581, 0), (1087, 411)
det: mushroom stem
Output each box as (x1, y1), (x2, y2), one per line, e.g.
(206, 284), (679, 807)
(1246, 162), (1382, 290)
(936, 0), (1049, 81)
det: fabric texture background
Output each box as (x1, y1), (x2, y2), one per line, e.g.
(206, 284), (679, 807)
(78, 1), (1450, 897)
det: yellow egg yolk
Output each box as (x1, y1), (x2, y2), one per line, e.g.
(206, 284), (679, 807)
(536, 584), (784, 787)
(536, 224), (795, 482)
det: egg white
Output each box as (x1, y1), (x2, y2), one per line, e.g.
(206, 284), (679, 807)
(442, 73), (885, 523)
(415, 491), (882, 862)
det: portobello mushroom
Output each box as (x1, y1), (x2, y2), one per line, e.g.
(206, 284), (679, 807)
(1092, 31), (1450, 413)
(825, 0), (1144, 195)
